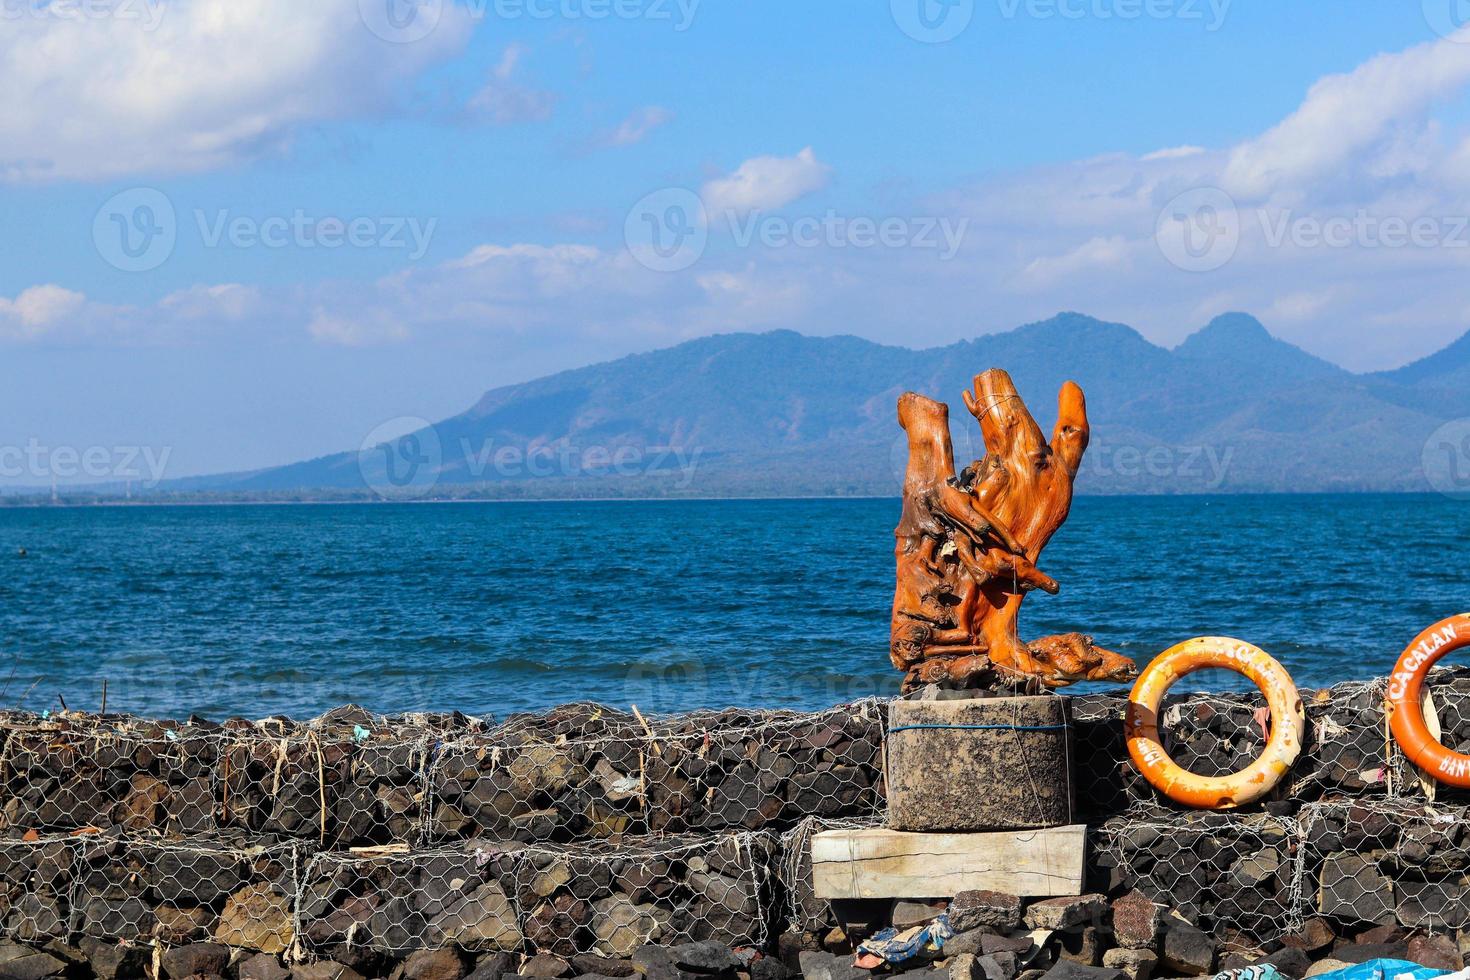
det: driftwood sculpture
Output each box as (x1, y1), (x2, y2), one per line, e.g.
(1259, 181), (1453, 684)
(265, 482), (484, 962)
(890, 369), (1137, 690)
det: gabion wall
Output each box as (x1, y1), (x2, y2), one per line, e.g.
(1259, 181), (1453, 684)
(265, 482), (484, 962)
(0, 700), (882, 961)
(3, 666), (1470, 962)
(791, 667), (1470, 951)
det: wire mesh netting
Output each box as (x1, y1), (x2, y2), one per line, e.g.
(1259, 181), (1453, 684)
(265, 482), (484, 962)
(0, 668), (1469, 961)
(0, 699), (881, 962)
(1092, 810), (1302, 947)
(298, 832), (780, 959)
(0, 833), (300, 952)
(425, 702), (886, 844)
(1300, 799), (1470, 933)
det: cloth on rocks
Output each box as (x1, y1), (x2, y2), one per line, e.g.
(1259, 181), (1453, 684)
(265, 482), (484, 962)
(855, 913), (956, 965)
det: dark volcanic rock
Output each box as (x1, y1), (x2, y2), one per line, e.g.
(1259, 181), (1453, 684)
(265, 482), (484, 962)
(797, 951), (869, 980)
(78, 937), (149, 980)
(396, 947), (469, 980)
(975, 952), (1021, 980)
(0, 948), (69, 980)
(238, 952), (293, 980)
(1259, 948), (1312, 980)
(1317, 854), (1394, 925)
(295, 963), (369, 980)
(1109, 893), (1159, 950)
(1334, 944), (1410, 965)
(671, 943), (740, 973)
(570, 955), (636, 979)
(1100, 949), (1155, 980)
(1407, 934), (1463, 974)
(1025, 896), (1108, 932)
(951, 892), (1022, 933)
(1058, 927), (1105, 967)
(1159, 920), (1215, 977)
(521, 954), (573, 979)
(160, 942), (229, 979)
(1039, 962), (1124, 980)
(1279, 919), (1336, 954)
(893, 900), (947, 930)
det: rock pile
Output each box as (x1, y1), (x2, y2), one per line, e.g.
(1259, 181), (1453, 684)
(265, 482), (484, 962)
(1094, 800), (1470, 943)
(0, 707), (468, 848)
(0, 702), (886, 850)
(791, 886), (1470, 980)
(1067, 671), (1443, 821)
(0, 670), (1466, 978)
(298, 833), (778, 960)
(428, 704), (885, 844)
(0, 833), (299, 952)
(1302, 800), (1470, 931)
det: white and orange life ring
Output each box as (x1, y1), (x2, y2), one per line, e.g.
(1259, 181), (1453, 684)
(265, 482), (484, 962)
(1386, 614), (1470, 787)
(1125, 637), (1305, 810)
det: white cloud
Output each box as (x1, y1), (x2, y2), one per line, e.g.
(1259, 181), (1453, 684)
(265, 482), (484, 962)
(701, 147), (832, 215)
(1264, 289), (1338, 323)
(307, 310), (409, 346)
(0, 0), (472, 182)
(1224, 26), (1470, 201)
(447, 243), (601, 272)
(466, 44), (557, 125)
(158, 283), (261, 320)
(1020, 236), (1132, 287)
(0, 285), (86, 337)
(14, 33), (1470, 374)
(591, 106), (673, 149)
(0, 281), (284, 345)
(1142, 146), (1206, 161)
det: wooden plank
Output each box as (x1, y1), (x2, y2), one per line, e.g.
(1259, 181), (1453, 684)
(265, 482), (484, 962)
(811, 825), (1085, 899)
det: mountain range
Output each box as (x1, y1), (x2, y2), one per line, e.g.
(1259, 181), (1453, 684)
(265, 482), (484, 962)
(142, 312), (1470, 498)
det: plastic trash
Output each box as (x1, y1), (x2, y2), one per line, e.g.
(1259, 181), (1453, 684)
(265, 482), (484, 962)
(1211, 965), (1286, 980)
(1304, 960), (1445, 980)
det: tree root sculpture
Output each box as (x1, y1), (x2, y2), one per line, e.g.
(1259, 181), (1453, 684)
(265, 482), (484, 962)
(890, 369), (1137, 691)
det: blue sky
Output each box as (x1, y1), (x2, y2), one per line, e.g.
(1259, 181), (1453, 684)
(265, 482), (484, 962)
(4, 1), (1470, 480)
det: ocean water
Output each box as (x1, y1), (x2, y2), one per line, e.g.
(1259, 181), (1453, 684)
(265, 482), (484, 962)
(0, 495), (1464, 721)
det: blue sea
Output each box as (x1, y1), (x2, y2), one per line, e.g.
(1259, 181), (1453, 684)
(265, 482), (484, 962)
(0, 495), (1464, 721)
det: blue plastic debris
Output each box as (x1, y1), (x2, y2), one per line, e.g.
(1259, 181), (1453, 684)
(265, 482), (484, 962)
(1299, 960), (1445, 980)
(1211, 965), (1287, 980)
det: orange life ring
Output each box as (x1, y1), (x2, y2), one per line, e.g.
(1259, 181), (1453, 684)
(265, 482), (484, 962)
(1386, 614), (1470, 786)
(1125, 637), (1305, 810)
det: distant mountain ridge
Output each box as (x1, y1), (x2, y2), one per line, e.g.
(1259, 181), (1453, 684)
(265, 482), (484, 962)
(162, 313), (1470, 498)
